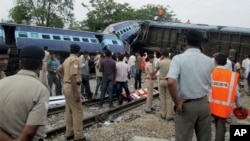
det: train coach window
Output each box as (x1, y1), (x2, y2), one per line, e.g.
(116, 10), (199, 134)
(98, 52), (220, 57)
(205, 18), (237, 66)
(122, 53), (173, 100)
(116, 32), (120, 36)
(42, 34), (50, 40)
(73, 37), (80, 41)
(63, 36), (71, 41)
(18, 32), (28, 38)
(90, 39), (98, 43)
(30, 33), (39, 38)
(53, 35), (61, 40)
(82, 38), (89, 42)
(112, 40), (118, 45)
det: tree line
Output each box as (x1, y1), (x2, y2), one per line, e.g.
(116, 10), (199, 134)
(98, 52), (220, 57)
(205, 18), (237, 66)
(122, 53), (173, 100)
(1, 0), (180, 32)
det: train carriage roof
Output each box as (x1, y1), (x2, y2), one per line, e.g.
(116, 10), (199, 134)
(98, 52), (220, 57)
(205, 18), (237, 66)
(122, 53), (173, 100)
(220, 26), (250, 34)
(0, 22), (97, 37)
(143, 20), (218, 30)
(102, 20), (139, 34)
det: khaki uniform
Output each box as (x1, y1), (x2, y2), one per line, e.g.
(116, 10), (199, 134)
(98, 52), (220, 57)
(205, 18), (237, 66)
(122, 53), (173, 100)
(0, 70), (50, 140)
(145, 61), (156, 111)
(156, 58), (173, 118)
(39, 50), (50, 86)
(0, 71), (6, 80)
(59, 54), (83, 140)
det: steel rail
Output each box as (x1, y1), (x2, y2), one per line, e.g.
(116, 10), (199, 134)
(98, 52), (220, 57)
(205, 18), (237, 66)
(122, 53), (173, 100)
(47, 97), (118, 116)
(46, 93), (159, 138)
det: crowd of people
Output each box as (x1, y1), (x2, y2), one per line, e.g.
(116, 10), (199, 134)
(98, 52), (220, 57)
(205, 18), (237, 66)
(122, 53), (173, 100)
(0, 29), (249, 141)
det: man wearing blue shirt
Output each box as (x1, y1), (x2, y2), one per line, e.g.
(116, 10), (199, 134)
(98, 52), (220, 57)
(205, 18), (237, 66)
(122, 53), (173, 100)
(47, 52), (61, 96)
(167, 30), (214, 141)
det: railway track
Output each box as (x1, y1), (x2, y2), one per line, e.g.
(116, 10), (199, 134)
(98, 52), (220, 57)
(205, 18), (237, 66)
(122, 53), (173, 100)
(47, 97), (118, 116)
(46, 92), (159, 138)
(47, 74), (99, 116)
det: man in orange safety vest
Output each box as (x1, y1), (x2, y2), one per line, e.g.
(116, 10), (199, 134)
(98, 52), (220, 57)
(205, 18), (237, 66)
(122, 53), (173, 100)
(209, 53), (242, 141)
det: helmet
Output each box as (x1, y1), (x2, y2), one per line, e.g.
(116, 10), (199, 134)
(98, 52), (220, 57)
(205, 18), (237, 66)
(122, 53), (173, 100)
(233, 107), (249, 120)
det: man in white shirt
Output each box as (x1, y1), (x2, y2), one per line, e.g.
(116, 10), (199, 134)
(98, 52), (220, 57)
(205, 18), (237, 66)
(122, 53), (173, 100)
(128, 54), (136, 78)
(39, 46), (50, 86)
(242, 55), (250, 95)
(116, 54), (132, 104)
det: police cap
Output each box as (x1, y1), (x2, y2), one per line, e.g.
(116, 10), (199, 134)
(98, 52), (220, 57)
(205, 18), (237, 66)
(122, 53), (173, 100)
(70, 44), (81, 53)
(0, 44), (10, 55)
(20, 46), (45, 60)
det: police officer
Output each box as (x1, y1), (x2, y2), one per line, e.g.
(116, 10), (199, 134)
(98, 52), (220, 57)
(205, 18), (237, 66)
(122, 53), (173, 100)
(0, 44), (9, 79)
(57, 44), (86, 141)
(0, 46), (50, 141)
(155, 51), (174, 120)
(145, 54), (156, 113)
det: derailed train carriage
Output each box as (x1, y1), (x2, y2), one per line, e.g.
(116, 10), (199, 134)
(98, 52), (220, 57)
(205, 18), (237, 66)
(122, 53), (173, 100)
(0, 23), (126, 75)
(133, 20), (250, 61)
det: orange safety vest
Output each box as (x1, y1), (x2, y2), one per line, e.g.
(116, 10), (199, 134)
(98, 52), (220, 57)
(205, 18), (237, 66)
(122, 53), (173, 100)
(209, 67), (239, 118)
(141, 56), (146, 70)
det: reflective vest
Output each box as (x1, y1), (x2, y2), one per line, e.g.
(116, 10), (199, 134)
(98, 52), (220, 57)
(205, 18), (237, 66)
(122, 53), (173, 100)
(209, 67), (239, 118)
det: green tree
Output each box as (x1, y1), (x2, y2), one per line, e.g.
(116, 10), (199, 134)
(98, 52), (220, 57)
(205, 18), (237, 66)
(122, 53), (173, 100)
(9, 3), (31, 24)
(83, 0), (135, 31)
(83, 1), (179, 31)
(68, 20), (90, 31)
(9, 0), (75, 28)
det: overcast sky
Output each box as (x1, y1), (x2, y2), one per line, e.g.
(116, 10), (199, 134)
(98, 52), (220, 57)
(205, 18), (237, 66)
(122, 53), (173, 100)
(1, 0), (250, 28)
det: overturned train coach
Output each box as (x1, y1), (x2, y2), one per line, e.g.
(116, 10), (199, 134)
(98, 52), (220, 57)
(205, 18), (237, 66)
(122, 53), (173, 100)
(103, 20), (141, 53)
(0, 23), (126, 75)
(134, 20), (250, 61)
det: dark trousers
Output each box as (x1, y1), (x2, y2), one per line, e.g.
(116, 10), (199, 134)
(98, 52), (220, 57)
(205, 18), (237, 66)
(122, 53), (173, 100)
(212, 115), (227, 141)
(134, 70), (142, 89)
(82, 75), (92, 99)
(175, 96), (211, 141)
(95, 76), (102, 96)
(116, 81), (132, 102)
(47, 72), (61, 96)
(99, 79), (113, 107)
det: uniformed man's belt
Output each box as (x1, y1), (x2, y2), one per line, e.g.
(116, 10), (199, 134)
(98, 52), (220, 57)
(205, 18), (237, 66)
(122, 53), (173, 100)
(65, 82), (81, 85)
(145, 77), (157, 80)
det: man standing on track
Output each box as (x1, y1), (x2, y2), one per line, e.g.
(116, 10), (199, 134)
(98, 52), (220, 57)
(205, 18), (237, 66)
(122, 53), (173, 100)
(57, 44), (87, 141)
(145, 54), (157, 113)
(134, 51), (142, 90)
(167, 29), (214, 141)
(47, 52), (61, 96)
(155, 51), (174, 120)
(80, 51), (92, 100)
(99, 50), (116, 108)
(0, 45), (9, 80)
(115, 54), (132, 104)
